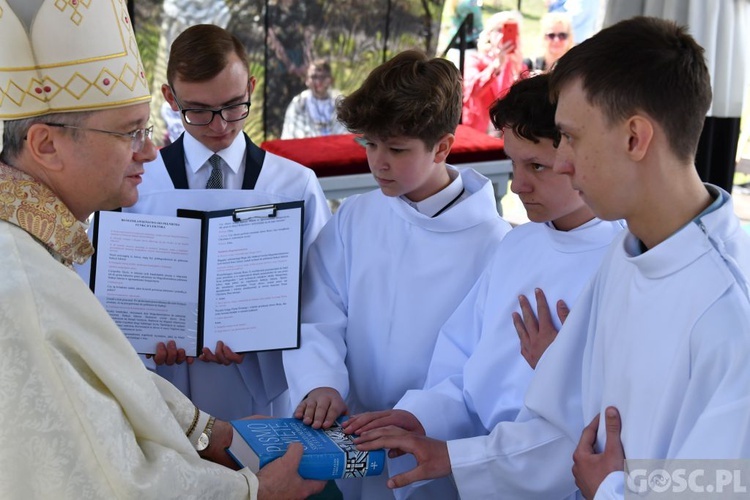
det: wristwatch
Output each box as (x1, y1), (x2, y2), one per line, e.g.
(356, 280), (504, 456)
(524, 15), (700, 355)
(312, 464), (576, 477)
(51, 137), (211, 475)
(195, 415), (216, 452)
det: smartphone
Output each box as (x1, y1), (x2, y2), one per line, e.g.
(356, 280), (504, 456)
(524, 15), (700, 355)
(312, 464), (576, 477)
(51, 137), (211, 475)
(502, 21), (519, 51)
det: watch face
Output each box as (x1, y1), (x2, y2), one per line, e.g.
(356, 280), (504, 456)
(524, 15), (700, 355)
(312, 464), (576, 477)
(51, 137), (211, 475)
(196, 432), (209, 452)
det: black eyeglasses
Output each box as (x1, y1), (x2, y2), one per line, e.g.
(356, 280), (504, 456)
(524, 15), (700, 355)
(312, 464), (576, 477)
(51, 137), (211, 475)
(45, 123), (153, 152)
(170, 87), (251, 126)
(545, 32), (569, 41)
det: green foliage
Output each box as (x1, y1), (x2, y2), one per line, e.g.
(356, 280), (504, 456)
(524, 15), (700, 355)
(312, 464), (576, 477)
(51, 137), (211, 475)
(135, 22), (161, 87)
(244, 60), (266, 141)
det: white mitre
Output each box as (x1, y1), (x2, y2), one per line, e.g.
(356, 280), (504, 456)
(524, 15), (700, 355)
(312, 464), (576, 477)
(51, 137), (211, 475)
(0, 0), (150, 120)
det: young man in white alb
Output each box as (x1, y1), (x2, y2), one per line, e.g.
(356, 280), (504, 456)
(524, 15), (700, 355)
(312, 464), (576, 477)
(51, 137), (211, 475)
(283, 50), (512, 499)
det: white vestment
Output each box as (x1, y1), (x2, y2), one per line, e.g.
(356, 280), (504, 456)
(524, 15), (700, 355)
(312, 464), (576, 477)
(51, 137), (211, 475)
(284, 166), (511, 499)
(400, 218), (626, 436)
(447, 186), (750, 500)
(393, 218), (625, 499)
(0, 164), (257, 499)
(126, 131), (331, 420)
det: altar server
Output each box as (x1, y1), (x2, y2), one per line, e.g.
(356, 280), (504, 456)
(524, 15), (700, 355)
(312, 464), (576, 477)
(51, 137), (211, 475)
(283, 50), (512, 499)
(132, 24), (331, 421)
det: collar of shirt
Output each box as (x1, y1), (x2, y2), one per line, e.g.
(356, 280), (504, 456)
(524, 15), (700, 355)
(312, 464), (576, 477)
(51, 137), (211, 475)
(635, 184), (725, 255)
(183, 131), (246, 189)
(400, 167), (464, 217)
(0, 162), (93, 266)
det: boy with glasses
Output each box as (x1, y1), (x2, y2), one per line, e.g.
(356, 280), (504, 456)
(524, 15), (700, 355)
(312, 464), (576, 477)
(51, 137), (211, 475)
(134, 24), (332, 422)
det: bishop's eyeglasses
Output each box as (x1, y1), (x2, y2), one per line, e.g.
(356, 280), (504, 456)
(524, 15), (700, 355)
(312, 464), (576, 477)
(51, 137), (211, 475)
(45, 123), (154, 152)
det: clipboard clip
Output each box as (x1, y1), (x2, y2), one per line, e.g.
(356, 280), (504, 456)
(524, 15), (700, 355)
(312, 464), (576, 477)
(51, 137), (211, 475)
(233, 204), (277, 222)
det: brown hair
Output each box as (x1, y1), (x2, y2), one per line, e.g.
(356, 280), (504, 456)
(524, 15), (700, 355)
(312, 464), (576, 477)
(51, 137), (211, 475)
(166, 24), (249, 86)
(336, 50), (462, 149)
(549, 16), (712, 162)
(308, 58), (332, 76)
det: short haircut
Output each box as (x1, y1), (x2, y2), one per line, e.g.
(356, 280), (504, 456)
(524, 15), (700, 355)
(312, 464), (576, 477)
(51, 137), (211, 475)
(489, 73), (558, 144)
(166, 24), (249, 86)
(308, 59), (332, 76)
(336, 50), (462, 149)
(1, 112), (91, 164)
(548, 16), (712, 163)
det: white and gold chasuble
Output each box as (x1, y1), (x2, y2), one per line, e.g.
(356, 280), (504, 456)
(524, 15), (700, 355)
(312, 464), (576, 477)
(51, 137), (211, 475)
(0, 163), (257, 498)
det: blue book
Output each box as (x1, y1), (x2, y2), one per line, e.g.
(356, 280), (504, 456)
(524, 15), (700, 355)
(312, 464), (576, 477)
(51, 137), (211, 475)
(227, 418), (386, 480)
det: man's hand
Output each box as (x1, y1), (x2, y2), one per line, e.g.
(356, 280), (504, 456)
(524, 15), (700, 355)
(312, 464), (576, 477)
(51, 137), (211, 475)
(256, 443), (326, 500)
(573, 406), (625, 499)
(512, 288), (569, 369)
(294, 387), (347, 429)
(198, 419), (240, 470)
(148, 340), (193, 366)
(342, 409), (425, 439)
(355, 426), (451, 488)
(198, 341), (245, 365)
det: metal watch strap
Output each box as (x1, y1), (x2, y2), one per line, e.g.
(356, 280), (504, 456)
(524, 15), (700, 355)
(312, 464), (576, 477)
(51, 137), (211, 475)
(195, 415), (216, 452)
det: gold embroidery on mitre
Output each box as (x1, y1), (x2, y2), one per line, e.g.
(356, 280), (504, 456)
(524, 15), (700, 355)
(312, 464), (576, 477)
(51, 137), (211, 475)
(53, 0), (92, 25)
(0, 0), (150, 119)
(0, 163), (93, 265)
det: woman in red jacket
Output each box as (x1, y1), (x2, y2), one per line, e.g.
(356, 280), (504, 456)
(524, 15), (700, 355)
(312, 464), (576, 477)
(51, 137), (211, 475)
(461, 11), (526, 135)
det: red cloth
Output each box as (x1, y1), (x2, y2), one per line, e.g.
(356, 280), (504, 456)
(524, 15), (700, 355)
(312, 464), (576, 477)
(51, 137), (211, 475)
(260, 124), (506, 178)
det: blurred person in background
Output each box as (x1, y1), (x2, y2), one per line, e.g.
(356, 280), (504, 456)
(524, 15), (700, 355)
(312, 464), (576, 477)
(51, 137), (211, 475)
(525, 12), (574, 73)
(282, 59), (347, 138)
(461, 11), (526, 135)
(545, 0), (601, 44)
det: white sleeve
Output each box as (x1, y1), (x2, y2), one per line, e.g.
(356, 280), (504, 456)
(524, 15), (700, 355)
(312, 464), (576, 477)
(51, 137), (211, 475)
(446, 282), (596, 500)
(0, 254), (257, 499)
(593, 472), (624, 500)
(299, 170), (332, 268)
(397, 269), (490, 440)
(283, 210), (350, 408)
(666, 290), (750, 459)
(448, 411), (579, 500)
